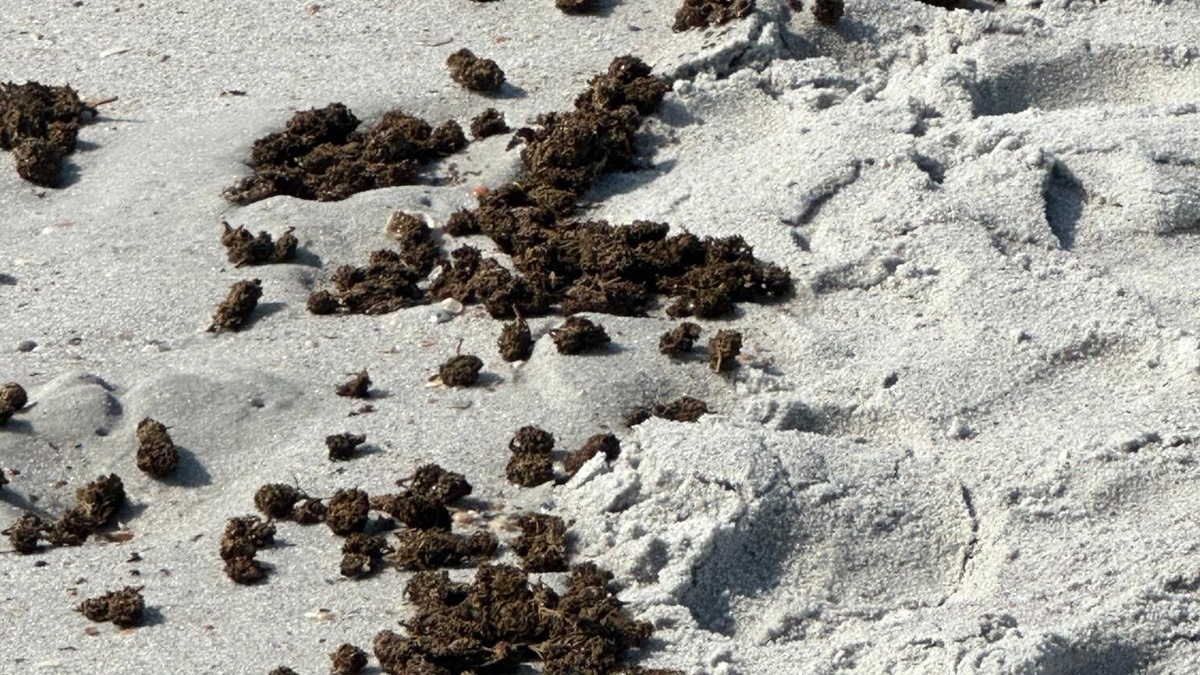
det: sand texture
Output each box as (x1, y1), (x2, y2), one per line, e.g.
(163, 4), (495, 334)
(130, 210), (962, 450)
(4, 0), (1200, 673)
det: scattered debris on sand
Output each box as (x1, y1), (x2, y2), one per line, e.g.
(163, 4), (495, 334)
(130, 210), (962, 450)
(0, 81), (87, 187)
(76, 586), (145, 628)
(223, 103), (467, 204)
(673, 0), (754, 31)
(208, 279), (262, 333)
(708, 329), (743, 372)
(220, 515), (275, 584)
(135, 417), (180, 477)
(220, 222), (297, 266)
(447, 48), (506, 93)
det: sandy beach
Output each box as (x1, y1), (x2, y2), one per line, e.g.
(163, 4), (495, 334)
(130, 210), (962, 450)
(4, 0), (1200, 673)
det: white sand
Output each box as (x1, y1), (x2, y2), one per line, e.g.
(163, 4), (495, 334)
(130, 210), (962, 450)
(4, 0), (1200, 672)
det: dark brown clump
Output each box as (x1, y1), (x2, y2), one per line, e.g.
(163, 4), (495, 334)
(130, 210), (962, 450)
(331, 643), (369, 675)
(308, 289), (340, 315)
(76, 586), (145, 628)
(254, 483), (303, 519)
(386, 528), (498, 571)
(563, 433), (621, 477)
(556, 0), (594, 13)
(223, 103), (467, 205)
(550, 316), (610, 354)
(208, 278), (262, 333)
(341, 533), (391, 578)
(708, 329), (743, 372)
(293, 497), (328, 524)
(625, 395), (709, 427)
(326, 432), (367, 461)
(220, 222), (298, 266)
(506, 426), (555, 488)
(447, 48), (506, 93)
(435, 354), (483, 387)
(336, 369), (371, 398)
(673, 0), (754, 31)
(0, 81), (86, 187)
(135, 417), (179, 477)
(387, 211), (441, 277)
(69, 473), (126, 533)
(326, 488), (370, 535)
(378, 560), (654, 674)
(406, 464), (473, 505)
(0, 382), (28, 426)
(812, 0), (844, 24)
(220, 515), (276, 561)
(4, 512), (48, 554)
(268, 668), (299, 675)
(371, 492), (451, 531)
(659, 322), (701, 356)
(512, 513), (568, 572)
(469, 108), (509, 140)
(226, 556), (268, 584)
(314, 249), (430, 316)
(497, 317), (533, 362)
(443, 208), (480, 237)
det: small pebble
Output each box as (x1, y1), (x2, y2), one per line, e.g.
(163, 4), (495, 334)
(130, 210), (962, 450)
(16, 340), (36, 352)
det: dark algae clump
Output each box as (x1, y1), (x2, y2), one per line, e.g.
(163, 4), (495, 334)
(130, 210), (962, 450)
(135, 418), (179, 478)
(497, 317), (533, 361)
(386, 211), (441, 277)
(76, 586), (145, 628)
(659, 322), (701, 356)
(435, 354), (484, 387)
(813, 0), (844, 24)
(0, 81), (86, 187)
(336, 369), (372, 399)
(327, 488), (371, 536)
(387, 528), (498, 571)
(673, 0), (754, 31)
(220, 222), (297, 266)
(469, 108), (509, 139)
(556, 0), (595, 13)
(708, 329), (743, 372)
(626, 395), (709, 426)
(331, 643), (369, 674)
(506, 426), (555, 488)
(512, 513), (568, 572)
(326, 432), (367, 461)
(563, 433), (620, 478)
(447, 48), (506, 93)
(254, 483), (303, 519)
(220, 515), (275, 584)
(550, 316), (610, 354)
(208, 279), (262, 333)
(224, 103), (468, 204)
(0, 382), (28, 426)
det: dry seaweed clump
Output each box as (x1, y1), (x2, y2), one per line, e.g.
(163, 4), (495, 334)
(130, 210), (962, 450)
(372, 491), (451, 531)
(135, 417), (179, 477)
(469, 108), (509, 140)
(220, 222), (297, 266)
(1, 382), (28, 426)
(76, 586), (145, 628)
(443, 208), (480, 237)
(512, 513), (568, 572)
(447, 49), (506, 93)
(254, 483), (304, 519)
(387, 528), (498, 571)
(673, 0), (754, 31)
(0, 81), (86, 187)
(331, 643), (369, 675)
(659, 322), (701, 356)
(625, 395), (709, 427)
(813, 0), (844, 24)
(342, 533), (392, 578)
(224, 103), (467, 205)
(336, 369), (372, 398)
(327, 488), (371, 536)
(563, 433), (620, 478)
(375, 561), (654, 674)
(208, 278), (262, 333)
(268, 669), (299, 675)
(386, 211), (441, 277)
(327, 432), (367, 461)
(220, 515), (275, 584)
(708, 329), (742, 372)
(8, 474), (129, 551)
(550, 316), (610, 354)
(434, 354), (484, 387)
(310, 249), (431, 316)
(497, 317), (533, 362)
(506, 426), (555, 488)
(556, 0), (594, 13)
